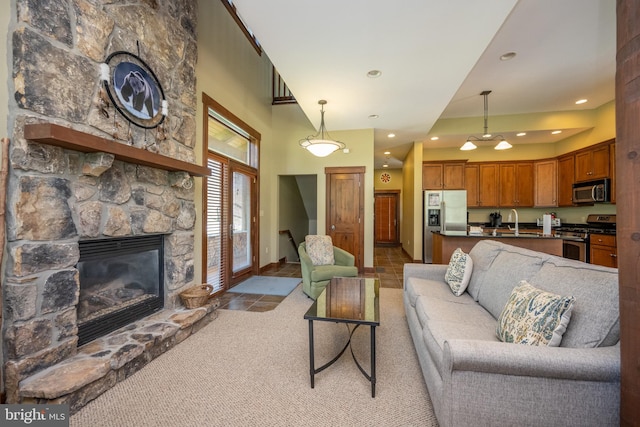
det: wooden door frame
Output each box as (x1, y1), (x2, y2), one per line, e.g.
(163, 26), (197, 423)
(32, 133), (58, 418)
(374, 190), (400, 246)
(325, 166), (365, 271)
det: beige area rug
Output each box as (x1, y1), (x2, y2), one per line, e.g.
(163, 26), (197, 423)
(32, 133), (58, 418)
(70, 286), (438, 427)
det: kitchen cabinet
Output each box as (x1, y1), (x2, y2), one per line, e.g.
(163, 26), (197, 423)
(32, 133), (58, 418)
(590, 234), (617, 268)
(478, 163), (499, 207)
(465, 164), (480, 207)
(423, 161), (465, 189)
(575, 144), (610, 182)
(423, 163), (443, 189)
(557, 155), (575, 206)
(498, 162), (534, 207)
(534, 159), (558, 207)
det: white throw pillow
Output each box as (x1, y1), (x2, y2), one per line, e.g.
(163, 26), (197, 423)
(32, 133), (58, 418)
(305, 235), (335, 266)
(496, 280), (575, 347)
(444, 248), (473, 296)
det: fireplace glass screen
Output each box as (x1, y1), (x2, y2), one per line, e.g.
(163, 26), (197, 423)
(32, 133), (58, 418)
(77, 235), (164, 345)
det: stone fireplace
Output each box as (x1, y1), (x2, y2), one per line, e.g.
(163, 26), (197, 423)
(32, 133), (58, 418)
(2, 0), (214, 412)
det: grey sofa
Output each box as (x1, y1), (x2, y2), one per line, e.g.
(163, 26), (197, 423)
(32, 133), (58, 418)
(404, 240), (619, 427)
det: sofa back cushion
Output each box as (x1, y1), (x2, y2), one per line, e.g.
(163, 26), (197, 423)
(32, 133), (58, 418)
(466, 240), (504, 300)
(476, 248), (547, 319)
(529, 259), (619, 348)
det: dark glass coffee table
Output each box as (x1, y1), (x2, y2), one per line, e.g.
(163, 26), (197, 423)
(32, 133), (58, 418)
(303, 277), (380, 397)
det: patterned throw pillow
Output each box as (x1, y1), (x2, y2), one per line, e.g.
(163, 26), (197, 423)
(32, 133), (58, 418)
(305, 235), (335, 266)
(496, 280), (575, 347)
(444, 248), (473, 296)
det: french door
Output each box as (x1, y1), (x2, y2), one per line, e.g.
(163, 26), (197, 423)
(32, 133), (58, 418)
(205, 155), (257, 292)
(202, 93), (260, 294)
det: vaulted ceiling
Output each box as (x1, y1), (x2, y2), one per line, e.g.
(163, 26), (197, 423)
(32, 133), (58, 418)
(231, 0), (616, 168)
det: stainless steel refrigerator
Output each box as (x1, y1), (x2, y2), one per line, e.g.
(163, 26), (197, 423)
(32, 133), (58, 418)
(423, 190), (467, 263)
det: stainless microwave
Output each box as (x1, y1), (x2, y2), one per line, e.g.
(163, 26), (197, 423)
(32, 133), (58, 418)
(572, 178), (610, 204)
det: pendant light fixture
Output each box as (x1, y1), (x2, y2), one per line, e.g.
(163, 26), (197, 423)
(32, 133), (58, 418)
(299, 100), (346, 157)
(461, 90), (512, 151)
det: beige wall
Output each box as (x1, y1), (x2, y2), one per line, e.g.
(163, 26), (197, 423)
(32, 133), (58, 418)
(271, 104), (375, 268)
(195, 2), (375, 274)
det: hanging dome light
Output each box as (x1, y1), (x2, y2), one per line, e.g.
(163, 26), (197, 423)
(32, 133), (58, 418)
(299, 100), (346, 157)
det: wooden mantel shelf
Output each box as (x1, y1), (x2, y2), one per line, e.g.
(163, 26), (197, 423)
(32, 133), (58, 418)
(24, 123), (210, 177)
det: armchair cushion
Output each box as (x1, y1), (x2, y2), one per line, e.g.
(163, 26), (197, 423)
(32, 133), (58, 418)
(305, 235), (335, 265)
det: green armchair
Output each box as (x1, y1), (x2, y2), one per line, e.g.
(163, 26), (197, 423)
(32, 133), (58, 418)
(298, 240), (358, 299)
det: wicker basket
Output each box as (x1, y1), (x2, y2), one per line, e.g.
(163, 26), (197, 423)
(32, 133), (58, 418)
(180, 284), (213, 309)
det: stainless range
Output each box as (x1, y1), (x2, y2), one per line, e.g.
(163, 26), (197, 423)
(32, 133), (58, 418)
(555, 214), (616, 263)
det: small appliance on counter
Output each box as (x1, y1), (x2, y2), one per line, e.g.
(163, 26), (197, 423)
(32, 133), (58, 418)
(489, 211), (502, 227)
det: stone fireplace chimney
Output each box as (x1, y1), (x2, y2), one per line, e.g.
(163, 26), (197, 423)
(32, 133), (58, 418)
(2, 0), (211, 411)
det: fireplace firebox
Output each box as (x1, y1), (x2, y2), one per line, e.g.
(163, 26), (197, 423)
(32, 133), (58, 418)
(77, 234), (165, 345)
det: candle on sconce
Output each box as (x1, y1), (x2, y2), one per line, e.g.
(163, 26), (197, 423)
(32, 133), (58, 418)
(99, 63), (110, 82)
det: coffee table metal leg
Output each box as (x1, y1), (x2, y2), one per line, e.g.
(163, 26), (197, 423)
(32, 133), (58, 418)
(308, 319), (315, 388)
(371, 325), (376, 397)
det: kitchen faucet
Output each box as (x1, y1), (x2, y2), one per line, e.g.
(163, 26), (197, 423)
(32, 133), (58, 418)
(508, 209), (519, 236)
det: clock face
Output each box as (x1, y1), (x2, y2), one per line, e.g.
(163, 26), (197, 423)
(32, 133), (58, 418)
(380, 173), (391, 183)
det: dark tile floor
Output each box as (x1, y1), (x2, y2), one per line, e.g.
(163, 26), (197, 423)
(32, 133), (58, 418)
(217, 245), (414, 312)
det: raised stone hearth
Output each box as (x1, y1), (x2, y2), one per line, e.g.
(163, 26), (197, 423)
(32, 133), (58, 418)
(18, 299), (218, 413)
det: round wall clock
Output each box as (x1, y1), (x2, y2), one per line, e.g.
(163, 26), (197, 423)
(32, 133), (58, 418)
(380, 172), (391, 183)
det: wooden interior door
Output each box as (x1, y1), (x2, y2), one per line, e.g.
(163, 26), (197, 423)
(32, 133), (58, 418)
(374, 191), (399, 245)
(325, 167), (365, 271)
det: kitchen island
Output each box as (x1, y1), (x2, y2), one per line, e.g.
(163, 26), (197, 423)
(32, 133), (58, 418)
(431, 231), (564, 264)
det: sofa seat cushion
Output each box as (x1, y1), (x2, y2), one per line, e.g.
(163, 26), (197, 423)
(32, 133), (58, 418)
(310, 265), (358, 282)
(476, 249), (547, 319)
(529, 260), (619, 348)
(414, 294), (489, 328)
(405, 277), (477, 308)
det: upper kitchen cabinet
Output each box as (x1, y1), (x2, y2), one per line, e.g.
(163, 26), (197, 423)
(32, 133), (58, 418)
(498, 162), (534, 207)
(465, 163), (499, 207)
(574, 142), (611, 182)
(422, 161), (465, 190)
(534, 159), (558, 207)
(465, 164), (480, 207)
(478, 163), (499, 207)
(557, 154), (575, 206)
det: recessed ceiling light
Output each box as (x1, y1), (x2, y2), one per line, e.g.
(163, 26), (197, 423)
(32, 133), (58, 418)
(368, 114), (379, 119)
(387, 133), (395, 138)
(382, 164), (388, 168)
(367, 69), (382, 78)
(551, 130), (562, 135)
(500, 52), (517, 61)
(516, 132), (526, 137)
(430, 136), (439, 141)
(576, 99), (588, 105)
(383, 151), (391, 155)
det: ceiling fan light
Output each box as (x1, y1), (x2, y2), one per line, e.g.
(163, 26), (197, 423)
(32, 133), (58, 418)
(494, 139), (513, 150)
(460, 140), (478, 151)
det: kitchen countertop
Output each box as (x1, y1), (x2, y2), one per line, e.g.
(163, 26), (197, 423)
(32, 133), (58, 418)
(435, 231), (584, 241)
(431, 230), (564, 263)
